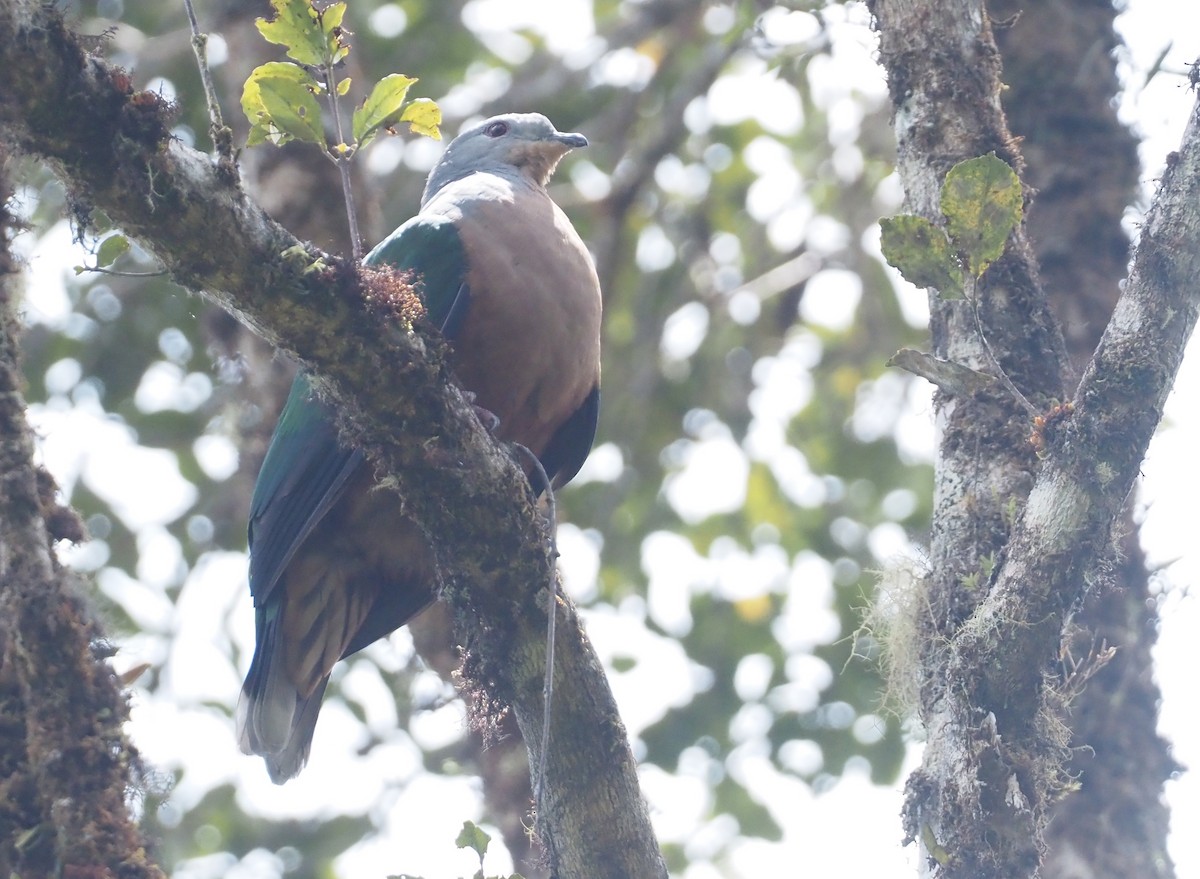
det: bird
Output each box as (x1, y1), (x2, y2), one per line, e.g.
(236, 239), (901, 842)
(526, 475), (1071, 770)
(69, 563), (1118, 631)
(236, 113), (602, 783)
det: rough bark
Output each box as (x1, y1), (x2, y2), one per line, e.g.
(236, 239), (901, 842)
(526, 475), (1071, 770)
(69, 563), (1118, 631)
(990, 3), (1175, 877)
(870, 0), (1200, 876)
(0, 145), (166, 879)
(0, 5), (666, 878)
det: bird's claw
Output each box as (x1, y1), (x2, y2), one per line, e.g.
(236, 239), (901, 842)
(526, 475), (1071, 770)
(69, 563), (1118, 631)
(472, 404), (501, 433)
(460, 391), (500, 433)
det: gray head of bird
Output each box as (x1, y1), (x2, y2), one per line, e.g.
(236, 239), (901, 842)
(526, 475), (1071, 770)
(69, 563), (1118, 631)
(422, 112), (588, 202)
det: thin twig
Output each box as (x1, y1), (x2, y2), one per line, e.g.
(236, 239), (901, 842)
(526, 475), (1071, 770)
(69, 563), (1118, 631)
(966, 278), (1040, 416)
(181, 0), (235, 172)
(322, 56), (362, 260)
(78, 265), (168, 278)
(335, 158), (361, 260)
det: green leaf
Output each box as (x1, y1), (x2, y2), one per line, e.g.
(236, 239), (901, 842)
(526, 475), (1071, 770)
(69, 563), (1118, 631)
(255, 0), (348, 67)
(352, 74), (417, 146)
(455, 820), (491, 862)
(879, 215), (965, 298)
(321, 2), (350, 64)
(255, 0), (327, 67)
(940, 154), (1023, 278)
(336, 76), (351, 96)
(922, 823), (952, 866)
(320, 1), (346, 33)
(96, 234), (130, 268)
(401, 98), (442, 140)
(242, 62), (325, 148)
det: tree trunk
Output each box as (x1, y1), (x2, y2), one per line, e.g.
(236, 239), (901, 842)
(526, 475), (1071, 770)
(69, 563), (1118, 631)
(870, 0), (1200, 875)
(0, 145), (166, 879)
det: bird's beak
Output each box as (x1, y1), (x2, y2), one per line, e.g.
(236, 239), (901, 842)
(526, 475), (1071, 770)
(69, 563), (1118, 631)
(555, 132), (589, 149)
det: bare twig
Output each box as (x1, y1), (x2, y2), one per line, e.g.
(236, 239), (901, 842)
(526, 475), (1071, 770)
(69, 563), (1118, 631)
(322, 54), (362, 260)
(965, 277), (1040, 416)
(181, 0), (236, 174)
(77, 265), (168, 278)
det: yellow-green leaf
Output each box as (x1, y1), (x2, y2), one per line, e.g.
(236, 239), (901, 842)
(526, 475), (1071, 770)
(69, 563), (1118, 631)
(320, 2), (350, 64)
(401, 98), (442, 140)
(879, 215), (965, 299)
(255, 0), (348, 67)
(336, 76), (351, 96)
(921, 823), (952, 867)
(940, 154), (1023, 278)
(455, 820), (491, 861)
(255, 0), (327, 67)
(352, 74), (417, 146)
(320, 1), (346, 32)
(96, 233), (130, 268)
(242, 62), (325, 148)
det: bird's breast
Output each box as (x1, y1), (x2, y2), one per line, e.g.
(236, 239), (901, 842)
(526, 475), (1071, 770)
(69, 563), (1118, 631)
(449, 188), (602, 455)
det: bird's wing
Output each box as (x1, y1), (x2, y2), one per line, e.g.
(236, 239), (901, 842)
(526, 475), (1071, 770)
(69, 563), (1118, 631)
(366, 213), (471, 334)
(247, 374), (361, 606)
(247, 216), (470, 608)
(540, 383), (600, 490)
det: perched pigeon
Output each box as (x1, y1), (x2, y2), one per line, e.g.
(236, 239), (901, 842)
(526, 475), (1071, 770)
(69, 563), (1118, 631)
(237, 113), (602, 783)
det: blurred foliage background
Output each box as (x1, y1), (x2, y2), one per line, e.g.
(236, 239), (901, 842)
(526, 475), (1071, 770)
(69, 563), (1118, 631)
(13, 1), (940, 876)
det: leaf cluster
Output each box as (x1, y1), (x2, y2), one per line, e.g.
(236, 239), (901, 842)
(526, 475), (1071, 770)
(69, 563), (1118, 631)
(880, 154), (1023, 298)
(241, 0), (441, 152)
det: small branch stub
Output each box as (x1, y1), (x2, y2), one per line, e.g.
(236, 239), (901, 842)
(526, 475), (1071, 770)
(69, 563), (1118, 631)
(888, 347), (999, 397)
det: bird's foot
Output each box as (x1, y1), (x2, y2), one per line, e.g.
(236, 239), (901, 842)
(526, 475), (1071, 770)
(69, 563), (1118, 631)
(510, 442), (556, 515)
(473, 404), (501, 434)
(462, 391), (501, 433)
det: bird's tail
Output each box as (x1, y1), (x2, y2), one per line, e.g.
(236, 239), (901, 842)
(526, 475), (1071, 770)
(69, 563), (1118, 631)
(236, 608), (329, 784)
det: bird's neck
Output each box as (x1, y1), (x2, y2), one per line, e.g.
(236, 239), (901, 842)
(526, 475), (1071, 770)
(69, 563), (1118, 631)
(422, 163), (546, 206)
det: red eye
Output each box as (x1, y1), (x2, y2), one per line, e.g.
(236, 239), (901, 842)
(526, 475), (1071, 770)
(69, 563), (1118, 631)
(484, 121), (509, 138)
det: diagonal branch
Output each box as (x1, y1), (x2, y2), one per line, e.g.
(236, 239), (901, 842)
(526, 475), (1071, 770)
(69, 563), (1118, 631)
(959, 92), (1200, 779)
(0, 5), (664, 877)
(934, 97), (1200, 872)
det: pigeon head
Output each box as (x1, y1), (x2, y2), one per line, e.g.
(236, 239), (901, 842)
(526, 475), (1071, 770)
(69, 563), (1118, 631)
(423, 113), (587, 202)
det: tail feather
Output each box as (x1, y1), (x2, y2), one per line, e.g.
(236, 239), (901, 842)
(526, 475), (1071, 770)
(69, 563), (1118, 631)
(236, 676), (329, 784)
(236, 608), (330, 783)
(238, 562), (377, 783)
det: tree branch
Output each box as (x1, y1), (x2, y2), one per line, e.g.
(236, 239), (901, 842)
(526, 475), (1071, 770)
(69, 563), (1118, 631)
(989, 3), (1174, 875)
(937, 108), (1200, 870)
(0, 5), (664, 877)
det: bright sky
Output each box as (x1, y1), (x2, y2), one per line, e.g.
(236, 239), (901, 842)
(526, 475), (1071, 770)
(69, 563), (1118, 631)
(14, 0), (1200, 876)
